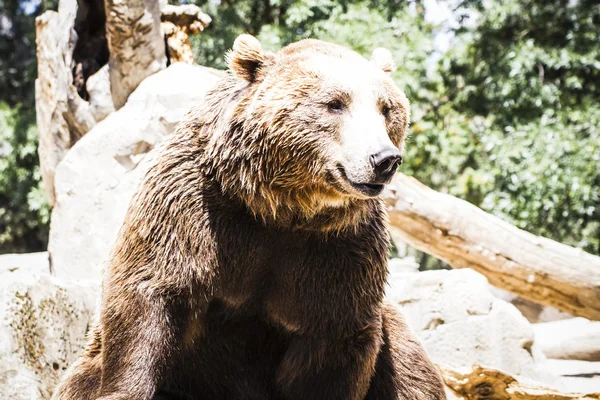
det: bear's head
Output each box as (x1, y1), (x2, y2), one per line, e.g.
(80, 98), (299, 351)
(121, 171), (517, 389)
(206, 35), (410, 230)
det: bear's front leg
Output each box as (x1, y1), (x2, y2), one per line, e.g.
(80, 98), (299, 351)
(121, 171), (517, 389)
(95, 287), (190, 400)
(364, 304), (446, 400)
(275, 321), (383, 400)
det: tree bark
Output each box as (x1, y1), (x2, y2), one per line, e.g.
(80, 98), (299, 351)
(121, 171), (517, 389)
(161, 4), (211, 64)
(383, 174), (600, 320)
(35, 8), (96, 206)
(35, 12), (70, 207)
(36, 0), (209, 205)
(105, 0), (167, 109)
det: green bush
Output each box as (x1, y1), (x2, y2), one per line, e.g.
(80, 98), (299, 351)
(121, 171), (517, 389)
(406, 0), (600, 254)
(0, 102), (50, 253)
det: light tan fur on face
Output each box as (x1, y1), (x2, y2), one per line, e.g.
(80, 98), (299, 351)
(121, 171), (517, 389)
(301, 55), (401, 187)
(215, 37), (410, 231)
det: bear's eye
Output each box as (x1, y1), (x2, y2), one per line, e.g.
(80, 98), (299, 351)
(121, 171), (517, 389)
(381, 105), (391, 117)
(327, 99), (345, 113)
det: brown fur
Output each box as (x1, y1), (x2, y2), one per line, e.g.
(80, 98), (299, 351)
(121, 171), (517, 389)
(52, 36), (445, 400)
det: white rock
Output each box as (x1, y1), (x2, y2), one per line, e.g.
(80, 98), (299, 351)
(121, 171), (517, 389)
(0, 252), (50, 275)
(543, 359), (600, 377)
(543, 359), (600, 393)
(533, 318), (600, 361)
(490, 286), (572, 323)
(559, 377), (600, 394)
(48, 63), (222, 282)
(86, 65), (115, 123)
(387, 268), (553, 383)
(0, 253), (97, 400)
(388, 257), (419, 275)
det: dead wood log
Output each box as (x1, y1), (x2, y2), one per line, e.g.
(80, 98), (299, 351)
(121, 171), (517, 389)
(161, 4), (211, 64)
(383, 174), (600, 320)
(441, 364), (600, 399)
(35, 9), (97, 206)
(105, 0), (167, 109)
(36, 0), (210, 205)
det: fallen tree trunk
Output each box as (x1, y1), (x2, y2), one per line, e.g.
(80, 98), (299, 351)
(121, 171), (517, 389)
(441, 364), (600, 399)
(383, 174), (600, 320)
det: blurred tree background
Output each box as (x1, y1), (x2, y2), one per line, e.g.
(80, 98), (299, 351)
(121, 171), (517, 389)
(0, 0), (54, 252)
(0, 0), (598, 259)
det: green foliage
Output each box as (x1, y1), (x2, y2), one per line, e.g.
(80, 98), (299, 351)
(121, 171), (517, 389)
(190, 0), (424, 69)
(0, 102), (50, 253)
(0, 0), (56, 107)
(406, 0), (600, 254)
(0, 0), (54, 253)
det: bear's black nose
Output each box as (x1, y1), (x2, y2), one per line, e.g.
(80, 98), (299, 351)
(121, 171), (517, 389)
(370, 148), (402, 182)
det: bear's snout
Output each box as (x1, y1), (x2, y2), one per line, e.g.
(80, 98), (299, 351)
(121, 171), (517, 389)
(338, 146), (402, 198)
(369, 147), (402, 184)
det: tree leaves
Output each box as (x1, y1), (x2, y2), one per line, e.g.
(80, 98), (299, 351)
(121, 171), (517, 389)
(414, 0), (600, 255)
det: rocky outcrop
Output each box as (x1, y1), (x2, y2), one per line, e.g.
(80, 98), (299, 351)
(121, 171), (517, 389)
(86, 65), (115, 123)
(491, 287), (572, 323)
(387, 268), (552, 383)
(544, 359), (600, 393)
(386, 268), (600, 396)
(0, 253), (97, 400)
(48, 63), (223, 282)
(388, 257), (420, 274)
(534, 318), (600, 361)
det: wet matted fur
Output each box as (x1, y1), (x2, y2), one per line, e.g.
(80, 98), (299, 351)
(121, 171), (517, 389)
(52, 35), (446, 400)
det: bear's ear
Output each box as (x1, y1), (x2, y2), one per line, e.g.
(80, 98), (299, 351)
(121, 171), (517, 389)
(371, 48), (395, 74)
(226, 34), (273, 82)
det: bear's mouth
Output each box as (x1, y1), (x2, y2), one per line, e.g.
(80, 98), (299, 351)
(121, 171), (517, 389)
(335, 164), (385, 197)
(351, 182), (385, 196)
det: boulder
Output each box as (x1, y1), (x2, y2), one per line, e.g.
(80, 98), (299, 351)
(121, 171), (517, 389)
(0, 253), (97, 400)
(388, 257), (419, 275)
(534, 318), (600, 361)
(386, 268), (553, 384)
(48, 63), (223, 282)
(86, 65), (115, 123)
(543, 359), (600, 393)
(490, 286), (572, 323)
(0, 252), (50, 275)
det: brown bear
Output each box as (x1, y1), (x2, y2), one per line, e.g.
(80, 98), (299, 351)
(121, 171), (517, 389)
(52, 35), (446, 400)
